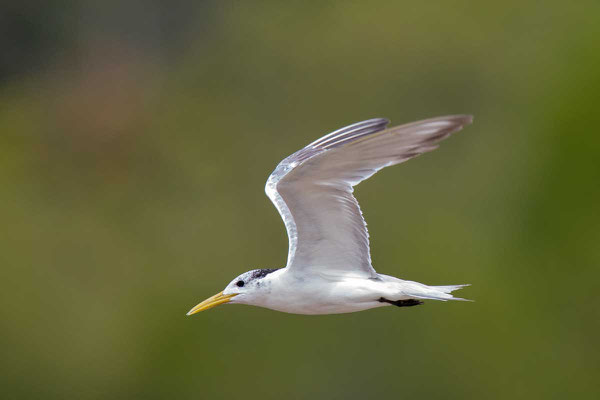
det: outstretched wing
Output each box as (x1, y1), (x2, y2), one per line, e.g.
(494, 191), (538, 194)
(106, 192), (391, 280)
(265, 115), (473, 278)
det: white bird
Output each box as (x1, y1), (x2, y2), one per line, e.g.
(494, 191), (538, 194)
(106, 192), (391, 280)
(187, 115), (473, 316)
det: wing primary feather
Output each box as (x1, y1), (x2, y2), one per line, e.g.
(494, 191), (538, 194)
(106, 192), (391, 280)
(309, 118), (389, 148)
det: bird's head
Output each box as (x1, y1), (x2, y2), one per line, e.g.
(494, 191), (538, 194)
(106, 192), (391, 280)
(186, 268), (279, 315)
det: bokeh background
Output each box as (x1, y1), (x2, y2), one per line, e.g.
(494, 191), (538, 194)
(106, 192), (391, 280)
(2, 1), (599, 399)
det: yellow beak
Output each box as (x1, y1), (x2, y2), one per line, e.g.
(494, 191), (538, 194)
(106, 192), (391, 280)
(186, 291), (238, 315)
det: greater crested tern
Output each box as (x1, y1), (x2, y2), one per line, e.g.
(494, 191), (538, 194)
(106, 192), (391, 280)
(188, 115), (473, 315)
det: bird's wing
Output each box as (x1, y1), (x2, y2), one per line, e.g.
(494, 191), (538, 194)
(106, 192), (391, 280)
(265, 115), (473, 278)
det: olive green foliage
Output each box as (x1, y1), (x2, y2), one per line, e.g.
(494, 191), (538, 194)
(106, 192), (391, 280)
(1, 2), (599, 399)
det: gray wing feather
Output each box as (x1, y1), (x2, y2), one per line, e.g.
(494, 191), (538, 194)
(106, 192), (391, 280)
(265, 115), (473, 278)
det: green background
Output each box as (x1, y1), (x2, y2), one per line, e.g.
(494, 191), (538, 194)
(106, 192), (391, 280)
(2, 1), (599, 399)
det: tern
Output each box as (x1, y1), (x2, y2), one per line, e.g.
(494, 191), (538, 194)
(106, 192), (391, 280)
(188, 115), (473, 315)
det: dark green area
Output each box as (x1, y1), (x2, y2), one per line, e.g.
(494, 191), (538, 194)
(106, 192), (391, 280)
(1, 2), (599, 399)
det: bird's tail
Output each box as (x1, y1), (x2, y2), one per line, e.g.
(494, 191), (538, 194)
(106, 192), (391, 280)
(379, 275), (472, 303)
(406, 283), (471, 302)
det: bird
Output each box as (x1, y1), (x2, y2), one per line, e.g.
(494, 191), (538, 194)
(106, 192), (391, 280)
(187, 115), (473, 316)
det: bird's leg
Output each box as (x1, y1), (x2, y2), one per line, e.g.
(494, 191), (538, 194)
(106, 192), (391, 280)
(378, 297), (424, 307)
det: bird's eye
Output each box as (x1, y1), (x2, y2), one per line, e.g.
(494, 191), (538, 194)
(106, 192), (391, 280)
(236, 280), (245, 287)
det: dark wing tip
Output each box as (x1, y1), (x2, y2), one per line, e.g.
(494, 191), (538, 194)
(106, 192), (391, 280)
(445, 114), (474, 126)
(423, 114), (473, 125)
(403, 114), (474, 137)
(456, 114), (474, 124)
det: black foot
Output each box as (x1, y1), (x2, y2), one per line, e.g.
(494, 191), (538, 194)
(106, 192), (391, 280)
(378, 297), (424, 307)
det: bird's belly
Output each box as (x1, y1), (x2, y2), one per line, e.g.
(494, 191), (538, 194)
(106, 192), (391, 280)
(264, 301), (385, 315)
(259, 277), (389, 315)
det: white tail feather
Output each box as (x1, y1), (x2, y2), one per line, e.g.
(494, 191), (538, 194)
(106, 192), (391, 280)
(405, 283), (471, 302)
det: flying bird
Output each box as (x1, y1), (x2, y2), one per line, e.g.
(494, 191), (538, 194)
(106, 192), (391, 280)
(188, 115), (473, 315)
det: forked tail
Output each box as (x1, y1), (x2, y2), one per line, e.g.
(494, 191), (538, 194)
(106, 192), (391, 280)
(378, 275), (472, 303)
(407, 283), (471, 302)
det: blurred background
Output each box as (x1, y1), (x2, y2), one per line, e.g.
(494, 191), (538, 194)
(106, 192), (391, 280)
(1, 1), (599, 399)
